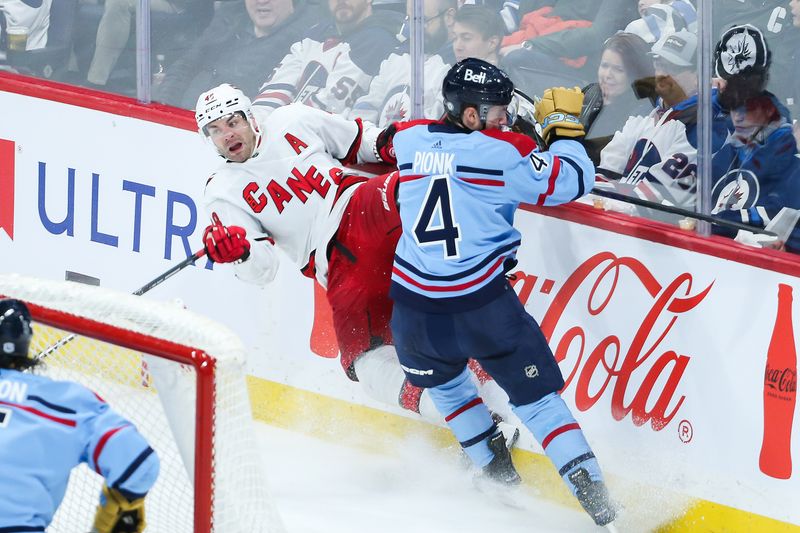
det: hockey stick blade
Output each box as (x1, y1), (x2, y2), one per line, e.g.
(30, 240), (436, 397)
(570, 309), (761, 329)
(590, 187), (778, 237)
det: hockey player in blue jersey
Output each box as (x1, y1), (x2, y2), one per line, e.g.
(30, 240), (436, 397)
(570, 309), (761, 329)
(0, 299), (159, 532)
(384, 58), (616, 526)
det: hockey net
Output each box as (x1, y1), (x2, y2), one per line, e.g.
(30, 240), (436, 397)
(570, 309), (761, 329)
(0, 274), (284, 533)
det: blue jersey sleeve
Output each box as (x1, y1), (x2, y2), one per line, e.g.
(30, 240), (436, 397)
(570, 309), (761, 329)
(83, 397), (159, 499)
(505, 139), (596, 207)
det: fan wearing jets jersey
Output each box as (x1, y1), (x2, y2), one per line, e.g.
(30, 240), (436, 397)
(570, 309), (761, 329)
(386, 58), (617, 526)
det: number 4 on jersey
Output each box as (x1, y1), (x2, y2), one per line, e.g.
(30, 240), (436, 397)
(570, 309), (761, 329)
(413, 176), (461, 259)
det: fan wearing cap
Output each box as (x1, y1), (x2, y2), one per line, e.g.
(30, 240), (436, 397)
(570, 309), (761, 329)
(623, 0), (697, 45)
(595, 29), (730, 212)
(710, 24), (800, 253)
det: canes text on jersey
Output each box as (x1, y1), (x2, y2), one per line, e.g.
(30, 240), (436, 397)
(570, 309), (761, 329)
(242, 132), (346, 214)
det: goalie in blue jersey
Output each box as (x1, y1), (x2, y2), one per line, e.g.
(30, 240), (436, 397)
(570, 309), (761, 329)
(382, 58), (617, 526)
(0, 299), (159, 532)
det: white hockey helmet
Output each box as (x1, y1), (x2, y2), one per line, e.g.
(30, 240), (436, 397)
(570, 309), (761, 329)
(195, 83), (262, 159)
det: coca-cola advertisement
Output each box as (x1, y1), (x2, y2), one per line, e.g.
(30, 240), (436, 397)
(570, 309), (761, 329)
(506, 207), (800, 525)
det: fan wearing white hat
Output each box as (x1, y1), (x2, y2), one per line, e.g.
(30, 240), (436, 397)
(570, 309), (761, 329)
(595, 28), (730, 212)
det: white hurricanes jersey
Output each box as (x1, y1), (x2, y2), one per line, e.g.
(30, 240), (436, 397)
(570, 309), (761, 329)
(254, 38), (373, 116)
(598, 109), (698, 208)
(349, 52), (450, 127)
(203, 104), (381, 288)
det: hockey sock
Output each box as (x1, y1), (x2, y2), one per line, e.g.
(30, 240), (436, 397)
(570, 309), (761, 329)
(429, 367), (497, 468)
(512, 392), (604, 494)
(353, 345), (443, 423)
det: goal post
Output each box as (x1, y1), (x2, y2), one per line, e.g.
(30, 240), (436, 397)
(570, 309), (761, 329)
(0, 273), (284, 533)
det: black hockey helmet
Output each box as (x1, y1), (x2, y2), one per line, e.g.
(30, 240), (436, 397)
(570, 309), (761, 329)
(442, 58), (515, 123)
(0, 299), (34, 369)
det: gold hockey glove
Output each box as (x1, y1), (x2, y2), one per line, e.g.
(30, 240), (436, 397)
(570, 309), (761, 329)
(92, 485), (146, 533)
(534, 86), (585, 144)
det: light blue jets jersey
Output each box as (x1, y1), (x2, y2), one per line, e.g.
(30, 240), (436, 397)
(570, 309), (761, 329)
(390, 121), (594, 312)
(0, 368), (159, 530)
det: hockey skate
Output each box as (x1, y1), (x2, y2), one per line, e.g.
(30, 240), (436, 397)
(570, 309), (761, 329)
(478, 431), (522, 486)
(458, 416), (520, 471)
(568, 468), (617, 527)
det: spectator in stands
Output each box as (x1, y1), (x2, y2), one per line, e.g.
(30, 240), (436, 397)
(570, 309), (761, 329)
(596, 29), (729, 211)
(153, 0), (325, 109)
(1, 0), (51, 51)
(85, 0), (197, 88)
(501, 0), (639, 92)
(712, 0), (800, 119)
(581, 32), (655, 166)
(349, 0), (455, 126)
(709, 23), (800, 252)
(451, 5), (505, 64)
(790, 0), (800, 145)
(637, 0), (659, 17)
(710, 92), (800, 252)
(253, 0), (402, 115)
(623, 1), (696, 44)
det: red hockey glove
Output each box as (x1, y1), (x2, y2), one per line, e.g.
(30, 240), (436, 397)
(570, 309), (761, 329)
(203, 212), (251, 264)
(374, 122), (399, 166)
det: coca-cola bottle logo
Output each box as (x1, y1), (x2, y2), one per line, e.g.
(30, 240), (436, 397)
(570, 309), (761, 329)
(764, 366), (798, 395)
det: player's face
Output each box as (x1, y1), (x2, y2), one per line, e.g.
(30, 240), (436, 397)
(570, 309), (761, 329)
(597, 49), (628, 104)
(205, 113), (257, 163)
(452, 23), (499, 63)
(791, 0), (800, 27)
(483, 105), (509, 130)
(330, 0), (371, 27)
(246, 0), (294, 37)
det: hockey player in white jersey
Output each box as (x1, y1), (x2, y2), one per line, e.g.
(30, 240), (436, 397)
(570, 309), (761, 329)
(0, 299), (159, 532)
(253, 0), (401, 116)
(348, 0), (455, 126)
(387, 58), (617, 527)
(197, 83), (453, 422)
(197, 84), (521, 443)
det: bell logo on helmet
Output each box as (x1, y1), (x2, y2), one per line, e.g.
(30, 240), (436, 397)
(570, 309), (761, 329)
(2, 342), (13, 354)
(464, 68), (487, 84)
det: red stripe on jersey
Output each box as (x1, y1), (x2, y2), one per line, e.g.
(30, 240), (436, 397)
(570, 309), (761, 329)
(445, 397), (484, 422)
(255, 92), (291, 105)
(479, 129), (537, 157)
(0, 400), (76, 427)
(399, 174), (426, 183)
(542, 422), (581, 449)
(459, 177), (504, 187)
(340, 117), (364, 166)
(93, 425), (130, 473)
(536, 155), (562, 206)
(392, 256), (505, 292)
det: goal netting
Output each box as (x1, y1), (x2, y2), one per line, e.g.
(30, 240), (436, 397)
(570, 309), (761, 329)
(0, 273), (285, 533)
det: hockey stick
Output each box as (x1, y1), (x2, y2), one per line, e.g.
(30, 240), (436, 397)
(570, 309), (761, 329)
(590, 187), (778, 236)
(34, 248), (209, 361)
